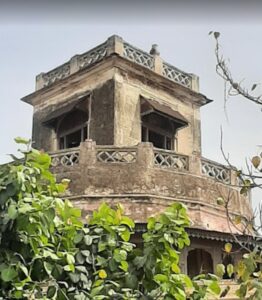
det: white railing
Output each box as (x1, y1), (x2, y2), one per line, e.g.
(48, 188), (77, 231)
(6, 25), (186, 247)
(123, 42), (154, 70)
(96, 146), (137, 163)
(50, 148), (80, 167)
(154, 149), (189, 171)
(78, 42), (107, 70)
(201, 158), (231, 184)
(162, 62), (192, 88)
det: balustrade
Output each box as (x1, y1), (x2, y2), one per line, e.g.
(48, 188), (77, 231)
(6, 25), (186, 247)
(37, 36), (194, 90)
(78, 42), (107, 70)
(162, 62), (192, 88)
(96, 147), (137, 163)
(123, 42), (154, 70)
(154, 149), (189, 171)
(201, 158), (231, 184)
(50, 148), (80, 167)
(49, 146), (234, 187)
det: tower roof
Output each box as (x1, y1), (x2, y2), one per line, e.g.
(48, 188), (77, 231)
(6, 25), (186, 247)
(21, 35), (212, 106)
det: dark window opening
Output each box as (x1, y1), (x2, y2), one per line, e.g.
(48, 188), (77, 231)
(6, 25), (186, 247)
(187, 249), (213, 278)
(142, 126), (173, 150)
(59, 126), (87, 149)
(57, 109), (88, 150)
(140, 98), (188, 151)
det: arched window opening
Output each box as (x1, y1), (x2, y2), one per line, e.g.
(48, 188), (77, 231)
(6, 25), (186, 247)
(187, 249), (213, 278)
(57, 109), (88, 149)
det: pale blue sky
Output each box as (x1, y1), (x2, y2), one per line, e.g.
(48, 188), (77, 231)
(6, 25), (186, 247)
(0, 1), (262, 211)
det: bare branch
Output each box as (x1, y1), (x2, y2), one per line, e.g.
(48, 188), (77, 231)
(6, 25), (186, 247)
(213, 33), (262, 106)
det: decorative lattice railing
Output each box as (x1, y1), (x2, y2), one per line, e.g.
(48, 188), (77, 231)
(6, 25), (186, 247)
(162, 62), (192, 88)
(154, 149), (189, 171)
(201, 158), (231, 184)
(123, 42), (154, 70)
(42, 62), (71, 87)
(78, 42), (107, 70)
(96, 147), (137, 163)
(38, 36), (196, 90)
(50, 148), (80, 167)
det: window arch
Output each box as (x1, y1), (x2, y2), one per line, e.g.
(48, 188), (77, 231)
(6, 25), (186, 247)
(187, 248), (214, 278)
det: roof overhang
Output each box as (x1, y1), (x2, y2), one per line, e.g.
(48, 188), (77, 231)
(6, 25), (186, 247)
(42, 92), (90, 126)
(140, 96), (188, 128)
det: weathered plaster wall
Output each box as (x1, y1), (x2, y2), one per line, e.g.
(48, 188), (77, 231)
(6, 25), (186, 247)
(113, 70), (202, 156)
(89, 79), (115, 145)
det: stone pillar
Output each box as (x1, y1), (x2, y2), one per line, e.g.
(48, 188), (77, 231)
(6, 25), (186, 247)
(189, 152), (202, 175)
(106, 35), (124, 56)
(154, 55), (163, 75)
(70, 55), (80, 74)
(136, 142), (154, 168)
(79, 140), (97, 166)
(213, 246), (222, 271)
(35, 73), (45, 90)
(190, 74), (200, 92)
(230, 169), (238, 186)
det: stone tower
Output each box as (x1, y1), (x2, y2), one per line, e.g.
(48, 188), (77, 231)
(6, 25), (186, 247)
(21, 35), (252, 277)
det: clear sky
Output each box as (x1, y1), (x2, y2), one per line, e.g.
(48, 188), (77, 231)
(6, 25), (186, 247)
(0, 1), (262, 211)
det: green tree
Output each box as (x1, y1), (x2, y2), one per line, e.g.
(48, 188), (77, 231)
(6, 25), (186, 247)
(0, 139), (220, 299)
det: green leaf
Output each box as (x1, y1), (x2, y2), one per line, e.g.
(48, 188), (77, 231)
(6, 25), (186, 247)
(98, 269), (107, 279)
(66, 253), (75, 265)
(14, 137), (30, 144)
(1, 267), (18, 282)
(171, 263), (180, 273)
(44, 262), (53, 275)
(252, 156), (261, 168)
(224, 243), (232, 253)
(120, 216), (135, 229)
(217, 197), (225, 206)
(120, 261), (128, 272)
(8, 203), (18, 219)
(47, 286), (57, 298)
(216, 264), (225, 278)
(227, 264), (234, 278)
(208, 281), (221, 295)
(120, 230), (131, 242)
(84, 235), (93, 246)
(154, 274), (168, 283)
(69, 272), (80, 283)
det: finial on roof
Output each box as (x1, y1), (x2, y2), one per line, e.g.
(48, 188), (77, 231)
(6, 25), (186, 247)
(150, 44), (160, 56)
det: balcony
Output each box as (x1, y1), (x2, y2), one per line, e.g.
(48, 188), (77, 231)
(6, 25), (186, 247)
(49, 141), (252, 233)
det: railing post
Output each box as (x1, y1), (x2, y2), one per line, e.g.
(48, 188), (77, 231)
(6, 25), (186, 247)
(70, 54), (80, 74)
(136, 142), (154, 168)
(79, 139), (97, 166)
(153, 54), (163, 75)
(107, 35), (124, 56)
(35, 72), (45, 90)
(189, 152), (202, 175)
(230, 169), (237, 186)
(190, 73), (199, 92)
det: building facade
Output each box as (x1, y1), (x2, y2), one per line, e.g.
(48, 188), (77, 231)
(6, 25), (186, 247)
(21, 35), (253, 279)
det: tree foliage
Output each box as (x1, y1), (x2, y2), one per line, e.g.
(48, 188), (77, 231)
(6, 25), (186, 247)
(210, 32), (262, 299)
(0, 139), (222, 299)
